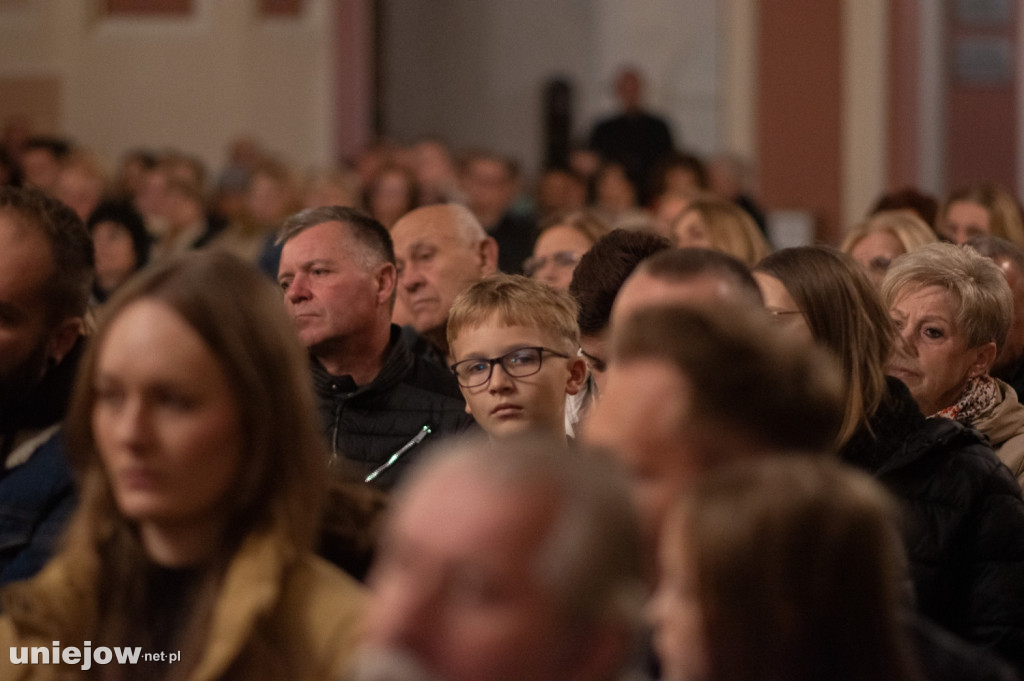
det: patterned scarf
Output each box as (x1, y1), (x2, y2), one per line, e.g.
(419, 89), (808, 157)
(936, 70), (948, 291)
(934, 374), (1000, 423)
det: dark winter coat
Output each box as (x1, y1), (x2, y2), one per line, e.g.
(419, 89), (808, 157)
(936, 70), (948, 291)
(311, 325), (477, 490)
(840, 377), (1024, 673)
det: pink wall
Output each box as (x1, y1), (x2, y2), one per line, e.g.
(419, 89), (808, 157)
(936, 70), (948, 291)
(334, 0), (374, 164)
(945, 4), (1018, 192)
(887, 0), (921, 189)
(756, 0), (842, 243)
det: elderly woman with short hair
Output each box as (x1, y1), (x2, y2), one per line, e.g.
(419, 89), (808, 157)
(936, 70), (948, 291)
(883, 242), (1024, 485)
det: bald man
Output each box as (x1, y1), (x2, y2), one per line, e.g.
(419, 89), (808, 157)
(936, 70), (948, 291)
(391, 204), (499, 360)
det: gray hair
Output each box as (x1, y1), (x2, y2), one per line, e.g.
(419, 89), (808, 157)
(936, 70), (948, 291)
(276, 205), (395, 268)
(882, 242), (1013, 350)
(840, 209), (937, 255)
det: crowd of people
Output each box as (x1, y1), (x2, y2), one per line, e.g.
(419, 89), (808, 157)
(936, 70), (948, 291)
(2, 93), (1024, 681)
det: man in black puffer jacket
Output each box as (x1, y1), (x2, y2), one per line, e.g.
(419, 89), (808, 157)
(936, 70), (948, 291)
(278, 206), (476, 491)
(841, 376), (1024, 674)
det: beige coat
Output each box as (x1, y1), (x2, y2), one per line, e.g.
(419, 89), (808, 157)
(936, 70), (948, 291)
(973, 378), (1024, 488)
(0, 533), (365, 681)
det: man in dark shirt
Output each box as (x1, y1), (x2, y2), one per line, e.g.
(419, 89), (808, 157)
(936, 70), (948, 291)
(277, 206), (475, 490)
(588, 67), (675, 205)
(0, 186), (93, 584)
(459, 150), (535, 275)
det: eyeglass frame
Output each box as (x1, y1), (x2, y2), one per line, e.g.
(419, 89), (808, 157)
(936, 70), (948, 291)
(522, 251), (581, 278)
(449, 346), (570, 388)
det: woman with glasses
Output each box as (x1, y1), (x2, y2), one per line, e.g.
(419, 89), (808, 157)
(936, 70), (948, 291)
(524, 210), (609, 291)
(753, 246), (1024, 673)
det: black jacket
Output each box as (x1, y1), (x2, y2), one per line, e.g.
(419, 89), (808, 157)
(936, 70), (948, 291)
(840, 377), (1024, 673)
(0, 337), (83, 585)
(312, 325), (477, 490)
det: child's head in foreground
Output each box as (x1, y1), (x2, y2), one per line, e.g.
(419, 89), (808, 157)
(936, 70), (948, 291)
(447, 274), (586, 440)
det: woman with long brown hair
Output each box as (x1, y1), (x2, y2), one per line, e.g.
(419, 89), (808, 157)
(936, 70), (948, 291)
(1, 251), (364, 680)
(753, 247), (1024, 673)
(652, 456), (923, 681)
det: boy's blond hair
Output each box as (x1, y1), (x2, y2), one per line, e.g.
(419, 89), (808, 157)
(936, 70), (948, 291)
(447, 274), (581, 355)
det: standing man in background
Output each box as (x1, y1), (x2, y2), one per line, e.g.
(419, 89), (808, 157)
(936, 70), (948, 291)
(588, 66), (675, 205)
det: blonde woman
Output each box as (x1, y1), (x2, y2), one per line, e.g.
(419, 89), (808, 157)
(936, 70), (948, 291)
(841, 210), (937, 289)
(936, 183), (1024, 247)
(671, 196), (770, 266)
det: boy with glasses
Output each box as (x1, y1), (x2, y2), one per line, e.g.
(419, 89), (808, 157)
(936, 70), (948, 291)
(447, 274), (587, 440)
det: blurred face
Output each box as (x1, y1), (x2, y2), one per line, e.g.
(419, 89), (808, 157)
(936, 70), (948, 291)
(888, 285), (995, 415)
(20, 148), (61, 192)
(753, 273), (815, 346)
(653, 195), (690, 239)
(136, 169), (171, 224)
(92, 221), (138, 293)
(304, 177), (358, 210)
(392, 213), (489, 334)
(582, 359), (694, 558)
(414, 141), (455, 188)
(650, 511), (709, 681)
(363, 462), (581, 681)
(278, 221), (391, 354)
(672, 211), (711, 250)
(849, 231), (905, 289)
(56, 167), (104, 221)
(596, 165), (636, 212)
(449, 316), (584, 440)
(92, 301), (243, 548)
(370, 170), (415, 227)
(246, 173), (292, 225)
(0, 217), (59, 407)
(527, 225), (592, 290)
(663, 167), (701, 197)
(940, 201), (990, 245)
(461, 159), (515, 221)
(536, 171), (586, 215)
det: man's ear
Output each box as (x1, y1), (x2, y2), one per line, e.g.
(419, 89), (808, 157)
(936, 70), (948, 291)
(376, 262), (397, 305)
(478, 237), (499, 276)
(565, 356), (588, 396)
(47, 317), (83, 367)
(969, 341), (998, 379)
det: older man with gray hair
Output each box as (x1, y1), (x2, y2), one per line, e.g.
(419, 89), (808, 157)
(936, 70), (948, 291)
(354, 434), (645, 681)
(277, 206), (475, 490)
(390, 204), (499, 361)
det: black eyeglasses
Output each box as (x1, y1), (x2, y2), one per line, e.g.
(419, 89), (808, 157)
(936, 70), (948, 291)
(523, 251), (580, 278)
(450, 347), (569, 388)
